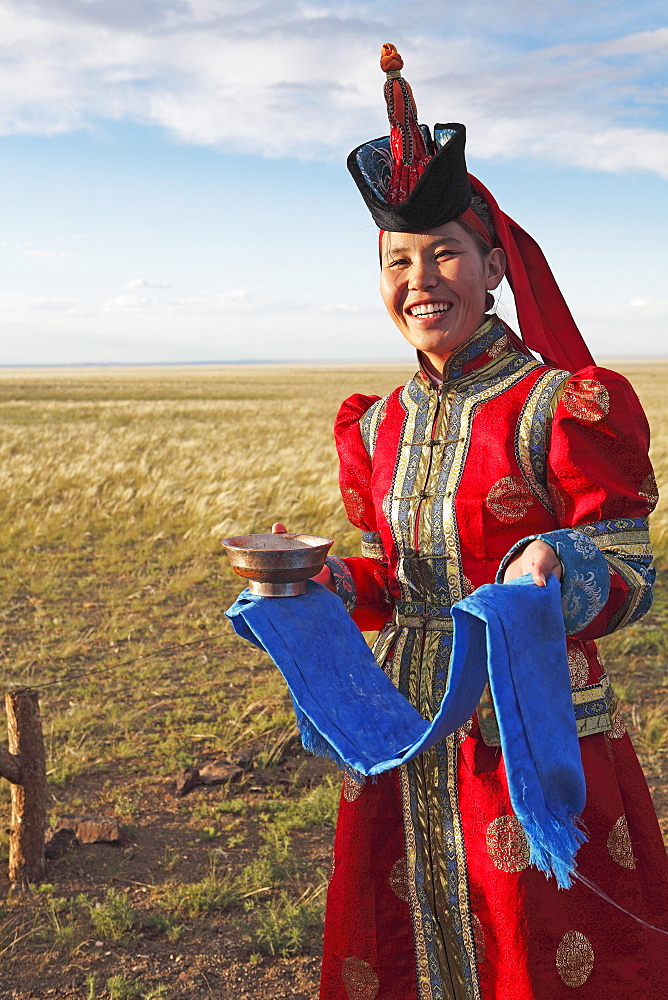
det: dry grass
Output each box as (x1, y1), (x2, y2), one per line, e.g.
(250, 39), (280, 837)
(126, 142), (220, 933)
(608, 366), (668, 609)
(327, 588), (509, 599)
(0, 361), (664, 565)
(0, 365), (415, 562)
(614, 362), (668, 561)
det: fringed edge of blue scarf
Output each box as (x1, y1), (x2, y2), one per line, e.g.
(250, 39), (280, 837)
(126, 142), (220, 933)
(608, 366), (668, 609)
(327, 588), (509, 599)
(291, 700), (367, 783)
(521, 809), (588, 889)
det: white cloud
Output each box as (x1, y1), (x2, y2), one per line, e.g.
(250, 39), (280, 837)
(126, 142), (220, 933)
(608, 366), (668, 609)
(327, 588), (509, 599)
(20, 247), (67, 260)
(0, 292), (79, 310)
(1, 238), (73, 260)
(628, 296), (668, 316)
(0, 2), (665, 176)
(123, 278), (173, 290)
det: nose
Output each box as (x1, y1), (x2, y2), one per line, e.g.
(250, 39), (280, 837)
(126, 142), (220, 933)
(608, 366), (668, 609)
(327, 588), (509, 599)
(407, 256), (439, 291)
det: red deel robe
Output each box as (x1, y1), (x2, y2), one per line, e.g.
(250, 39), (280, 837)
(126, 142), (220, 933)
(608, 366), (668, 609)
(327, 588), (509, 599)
(319, 319), (668, 1000)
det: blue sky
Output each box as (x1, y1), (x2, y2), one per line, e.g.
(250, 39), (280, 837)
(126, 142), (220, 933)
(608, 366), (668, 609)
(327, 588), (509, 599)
(0, 0), (666, 364)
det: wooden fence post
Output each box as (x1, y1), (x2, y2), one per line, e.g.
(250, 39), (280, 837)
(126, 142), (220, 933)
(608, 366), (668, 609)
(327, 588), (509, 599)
(5, 689), (47, 885)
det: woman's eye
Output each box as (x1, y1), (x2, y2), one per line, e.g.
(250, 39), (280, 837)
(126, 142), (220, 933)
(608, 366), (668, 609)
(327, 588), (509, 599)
(435, 249), (458, 261)
(387, 257), (409, 268)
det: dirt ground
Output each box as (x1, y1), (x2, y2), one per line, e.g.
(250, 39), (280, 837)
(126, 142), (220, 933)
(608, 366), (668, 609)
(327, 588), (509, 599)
(0, 757), (335, 999)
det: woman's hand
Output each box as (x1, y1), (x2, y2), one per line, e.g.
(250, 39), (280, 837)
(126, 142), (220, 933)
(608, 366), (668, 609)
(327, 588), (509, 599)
(502, 539), (563, 587)
(271, 522), (335, 591)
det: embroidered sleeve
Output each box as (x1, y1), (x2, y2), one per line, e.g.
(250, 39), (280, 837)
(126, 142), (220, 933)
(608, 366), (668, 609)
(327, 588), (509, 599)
(360, 530), (386, 561)
(333, 395), (393, 630)
(325, 555), (356, 614)
(528, 368), (655, 638)
(497, 529), (611, 634)
(498, 368), (656, 638)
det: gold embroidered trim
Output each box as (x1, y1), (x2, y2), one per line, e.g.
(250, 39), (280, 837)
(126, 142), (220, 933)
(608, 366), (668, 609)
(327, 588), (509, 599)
(360, 538), (386, 560)
(393, 614), (454, 632)
(556, 931), (595, 987)
(359, 395), (390, 460)
(576, 524), (652, 561)
(515, 367), (570, 513)
(456, 718), (473, 744)
(477, 673), (617, 746)
(486, 332), (508, 359)
(604, 553), (652, 630)
(399, 766), (434, 1000)
(588, 534), (653, 560)
(383, 359), (539, 1000)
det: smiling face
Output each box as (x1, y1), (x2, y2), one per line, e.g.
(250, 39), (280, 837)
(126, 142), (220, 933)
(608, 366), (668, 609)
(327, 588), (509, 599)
(379, 220), (506, 370)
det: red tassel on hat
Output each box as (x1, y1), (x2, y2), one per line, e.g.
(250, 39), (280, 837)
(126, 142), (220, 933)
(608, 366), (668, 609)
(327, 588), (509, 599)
(381, 43), (432, 205)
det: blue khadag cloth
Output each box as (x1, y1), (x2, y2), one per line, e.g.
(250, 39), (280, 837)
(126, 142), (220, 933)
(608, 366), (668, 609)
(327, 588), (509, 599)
(226, 573), (586, 887)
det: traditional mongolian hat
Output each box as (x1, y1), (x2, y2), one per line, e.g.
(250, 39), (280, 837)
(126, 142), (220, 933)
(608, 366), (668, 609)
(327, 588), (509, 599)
(347, 44), (594, 373)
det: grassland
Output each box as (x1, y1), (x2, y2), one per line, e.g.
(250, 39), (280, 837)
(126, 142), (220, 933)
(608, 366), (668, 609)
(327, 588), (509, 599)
(0, 362), (666, 1000)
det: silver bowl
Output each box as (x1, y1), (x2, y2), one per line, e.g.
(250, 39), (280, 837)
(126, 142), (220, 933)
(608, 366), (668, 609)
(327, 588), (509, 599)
(222, 533), (334, 597)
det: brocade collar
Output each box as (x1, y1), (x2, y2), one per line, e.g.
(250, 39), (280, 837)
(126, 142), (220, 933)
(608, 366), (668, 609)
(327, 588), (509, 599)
(417, 318), (519, 389)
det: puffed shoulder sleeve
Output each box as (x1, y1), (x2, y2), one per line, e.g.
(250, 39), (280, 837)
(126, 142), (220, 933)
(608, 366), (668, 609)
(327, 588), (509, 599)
(499, 367), (657, 638)
(326, 393), (393, 630)
(334, 393), (381, 534)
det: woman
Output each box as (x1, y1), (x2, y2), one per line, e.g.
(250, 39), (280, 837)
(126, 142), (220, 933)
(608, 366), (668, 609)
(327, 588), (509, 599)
(277, 45), (668, 1000)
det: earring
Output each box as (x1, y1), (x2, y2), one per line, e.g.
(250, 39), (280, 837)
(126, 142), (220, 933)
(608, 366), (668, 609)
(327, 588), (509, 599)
(484, 291), (495, 313)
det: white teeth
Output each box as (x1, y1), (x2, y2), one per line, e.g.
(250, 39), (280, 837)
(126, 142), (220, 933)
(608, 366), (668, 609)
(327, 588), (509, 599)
(409, 303), (452, 317)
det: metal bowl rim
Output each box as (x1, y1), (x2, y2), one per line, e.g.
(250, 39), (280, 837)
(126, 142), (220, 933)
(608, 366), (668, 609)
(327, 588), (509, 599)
(221, 532), (334, 552)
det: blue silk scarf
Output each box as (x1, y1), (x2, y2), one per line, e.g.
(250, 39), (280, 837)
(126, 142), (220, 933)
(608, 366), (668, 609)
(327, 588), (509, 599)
(226, 573), (586, 887)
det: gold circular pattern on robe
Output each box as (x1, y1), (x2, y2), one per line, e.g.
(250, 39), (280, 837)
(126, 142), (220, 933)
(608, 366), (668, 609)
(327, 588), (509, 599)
(471, 913), (486, 963)
(462, 574), (475, 596)
(607, 712), (627, 739)
(486, 476), (534, 523)
(639, 471), (659, 505)
(457, 718), (473, 744)
(567, 646), (589, 689)
(607, 815), (636, 869)
(556, 931), (595, 987)
(561, 379), (610, 423)
(486, 815), (530, 872)
(388, 857), (410, 902)
(341, 956), (380, 1000)
(343, 772), (365, 802)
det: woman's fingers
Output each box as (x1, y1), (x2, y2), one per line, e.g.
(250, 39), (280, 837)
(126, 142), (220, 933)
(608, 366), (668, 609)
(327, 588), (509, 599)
(270, 522), (335, 590)
(312, 565), (336, 590)
(503, 539), (563, 586)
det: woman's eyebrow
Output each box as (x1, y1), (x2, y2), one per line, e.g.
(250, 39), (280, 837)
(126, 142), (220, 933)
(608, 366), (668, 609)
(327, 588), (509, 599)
(385, 243), (410, 256)
(387, 238), (465, 254)
(429, 237), (465, 249)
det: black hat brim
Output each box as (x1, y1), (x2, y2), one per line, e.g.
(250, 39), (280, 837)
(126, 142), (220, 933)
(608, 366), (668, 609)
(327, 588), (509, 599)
(347, 122), (471, 232)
